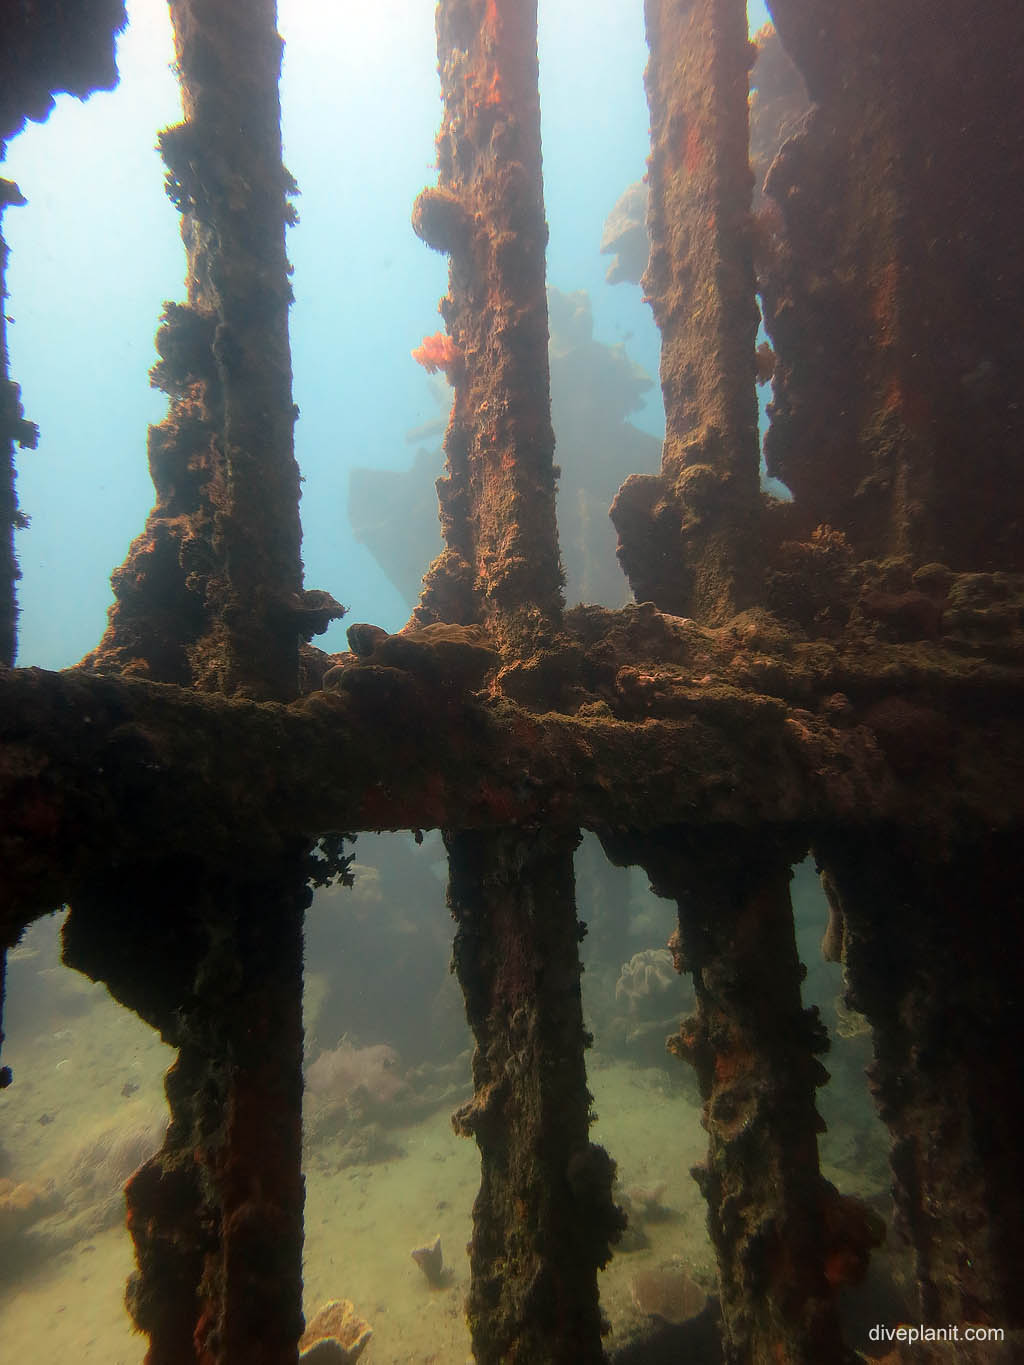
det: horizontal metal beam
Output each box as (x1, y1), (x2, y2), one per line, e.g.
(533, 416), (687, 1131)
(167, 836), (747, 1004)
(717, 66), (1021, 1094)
(3, 621), (1021, 927)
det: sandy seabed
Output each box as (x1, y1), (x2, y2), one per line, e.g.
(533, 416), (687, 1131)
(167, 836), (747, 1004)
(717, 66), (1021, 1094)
(0, 927), (715, 1364)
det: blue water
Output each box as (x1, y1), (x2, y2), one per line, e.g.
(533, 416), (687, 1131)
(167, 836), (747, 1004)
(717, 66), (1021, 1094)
(3, 0), (773, 668)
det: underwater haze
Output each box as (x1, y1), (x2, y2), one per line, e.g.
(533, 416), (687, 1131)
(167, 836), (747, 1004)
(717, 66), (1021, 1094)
(0, 5), (908, 1364)
(4, 0), (770, 669)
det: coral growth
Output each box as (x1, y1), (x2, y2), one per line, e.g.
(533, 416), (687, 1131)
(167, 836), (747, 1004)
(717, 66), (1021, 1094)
(411, 186), (471, 254)
(629, 1265), (708, 1324)
(614, 948), (678, 1013)
(0, 1177), (61, 1252)
(625, 1181), (673, 1223)
(299, 1299), (372, 1364)
(411, 1233), (452, 1288)
(614, 1179), (676, 1253)
(411, 331), (463, 380)
(305, 1041), (407, 1110)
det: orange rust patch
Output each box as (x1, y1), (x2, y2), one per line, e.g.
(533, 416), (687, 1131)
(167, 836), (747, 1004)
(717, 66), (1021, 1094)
(824, 1247), (862, 1289)
(880, 375), (931, 434)
(477, 777), (521, 823)
(880, 376), (903, 416)
(483, 67), (502, 108)
(468, 66), (503, 114)
(871, 260), (901, 337)
(684, 119), (706, 176)
(713, 1048), (747, 1086)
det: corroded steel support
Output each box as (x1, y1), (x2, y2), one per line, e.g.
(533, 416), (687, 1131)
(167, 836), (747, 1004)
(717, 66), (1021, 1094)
(1, 176), (39, 1094)
(56, 2), (322, 1360)
(0, 0), (125, 155)
(605, 829), (862, 1364)
(63, 865), (308, 1365)
(411, 6), (619, 1358)
(761, 0), (1024, 569)
(2, 2), (1024, 1358)
(0, 178), (37, 670)
(817, 831), (1024, 1345)
(411, 0), (563, 658)
(448, 829), (622, 1363)
(611, 0), (761, 623)
(84, 0), (340, 698)
(0, 0), (124, 1115)
(6, 590), (1024, 925)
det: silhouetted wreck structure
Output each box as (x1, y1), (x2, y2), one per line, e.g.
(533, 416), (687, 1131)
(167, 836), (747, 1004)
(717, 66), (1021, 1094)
(2, 1), (1023, 1362)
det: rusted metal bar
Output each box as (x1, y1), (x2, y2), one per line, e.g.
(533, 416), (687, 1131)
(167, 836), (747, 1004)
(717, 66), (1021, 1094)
(1, 5), (1023, 1357)
(0, 0), (127, 1114)
(0, 179), (37, 670)
(55, 2), (321, 1360)
(761, 0), (1024, 570)
(448, 829), (622, 1363)
(817, 830), (1024, 1344)
(84, 0), (340, 698)
(63, 867), (308, 1365)
(612, 0), (761, 623)
(411, 0), (563, 659)
(606, 829), (864, 1364)
(410, 6), (622, 1357)
(0, 176), (39, 1093)
(7, 608), (1024, 927)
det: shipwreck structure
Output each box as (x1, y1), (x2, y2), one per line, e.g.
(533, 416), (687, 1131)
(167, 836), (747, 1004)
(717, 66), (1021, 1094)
(2, 1), (1023, 1362)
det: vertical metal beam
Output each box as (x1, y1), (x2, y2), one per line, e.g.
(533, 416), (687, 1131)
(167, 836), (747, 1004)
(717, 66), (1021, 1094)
(65, 865), (308, 1365)
(412, 0), (563, 658)
(605, 829), (860, 1364)
(762, 0), (1024, 570)
(0, 178), (37, 671)
(62, 3), (325, 1360)
(818, 831), (1024, 1340)
(115, 1), (311, 1355)
(413, 10), (618, 1359)
(0, 177), (39, 1103)
(86, 0), (339, 697)
(448, 829), (623, 1363)
(611, 0), (761, 623)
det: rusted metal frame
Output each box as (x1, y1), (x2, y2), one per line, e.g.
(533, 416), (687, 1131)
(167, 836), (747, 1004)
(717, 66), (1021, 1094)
(0, 179), (37, 672)
(0, 0), (127, 1096)
(53, 2), (316, 1359)
(160, 0), (312, 702)
(762, 0), (1024, 570)
(0, 0), (126, 156)
(611, 0), (762, 623)
(1, 175), (39, 1086)
(756, 24), (921, 559)
(448, 829), (623, 1363)
(411, 3), (619, 1358)
(412, 0), (563, 658)
(816, 830), (1024, 1340)
(5, 647), (1024, 929)
(85, 1), (339, 695)
(604, 829), (862, 1364)
(62, 865), (308, 1365)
